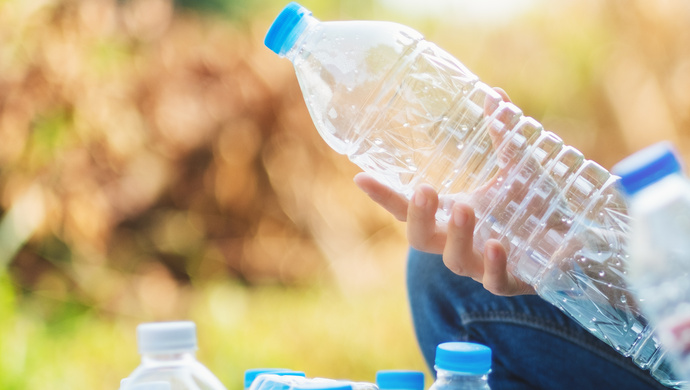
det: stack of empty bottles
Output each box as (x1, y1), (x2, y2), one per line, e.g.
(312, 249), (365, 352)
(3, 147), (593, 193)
(117, 318), (504, 390)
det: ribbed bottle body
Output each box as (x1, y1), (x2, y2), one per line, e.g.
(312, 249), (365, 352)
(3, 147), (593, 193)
(289, 18), (682, 388)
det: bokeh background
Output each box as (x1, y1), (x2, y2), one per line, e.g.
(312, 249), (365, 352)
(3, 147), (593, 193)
(1, 0), (689, 389)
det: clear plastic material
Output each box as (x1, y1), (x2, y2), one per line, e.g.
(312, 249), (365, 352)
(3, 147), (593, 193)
(249, 374), (373, 390)
(430, 369), (489, 390)
(245, 370), (304, 390)
(124, 382), (171, 390)
(429, 342), (490, 390)
(121, 321), (227, 390)
(615, 142), (690, 382)
(265, 3), (686, 388)
(429, 370), (490, 390)
(250, 374), (304, 390)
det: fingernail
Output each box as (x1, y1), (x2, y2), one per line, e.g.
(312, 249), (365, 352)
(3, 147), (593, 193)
(353, 178), (370, 195)
(453, 206), (467, 227)
(486, 245), (499, 262)
(413, 189), (427, 207)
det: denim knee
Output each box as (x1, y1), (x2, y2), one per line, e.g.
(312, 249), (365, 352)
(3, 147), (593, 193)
(405, 248), (668, 390)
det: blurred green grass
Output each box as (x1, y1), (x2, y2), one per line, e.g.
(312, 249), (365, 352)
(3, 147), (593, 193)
(0, 274), (426, 390)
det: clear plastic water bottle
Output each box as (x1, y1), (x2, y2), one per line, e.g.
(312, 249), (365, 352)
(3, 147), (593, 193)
(245, 370), (305, 390)
(121, 321), (227, 390)
(344, 381), (379, 390)
(264, 3), (686, 387)
(250, 373), (315, 390)
(376, 370), (425, 390)
(311, 377), (378, 390)
(249, 371), (308, 390)
(613, 142), (690, 382)
(428, 342), (491, 390)
(251, 374), (377, 390)
(293, 382), (354, 390)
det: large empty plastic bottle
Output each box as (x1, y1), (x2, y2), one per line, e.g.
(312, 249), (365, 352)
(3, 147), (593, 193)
(614, 142), (690, 381)
(264, 3), (686, 387)
(121, 321), (227, 390)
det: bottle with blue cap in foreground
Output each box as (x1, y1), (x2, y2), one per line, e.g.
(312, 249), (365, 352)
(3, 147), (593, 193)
(248, 371), (309, 390)
(292, 381), (354, 390)
(376, 370), (425, 390)
(428, 342), (491, 390)
(251, 373), (379, 390)
(245, 369), (305, 390)
(120, 321), (227, 390)
(249, 374), (305, 390)
(311, 377), (378, 390)
(613, 141), (690, 381)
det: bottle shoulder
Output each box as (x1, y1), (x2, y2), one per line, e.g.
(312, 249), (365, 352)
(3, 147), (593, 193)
(292, 19), (423, 57)
(429, 371), (490, 390)
(125, 360), (227, 390)
(288, 20), (426, 155)
(290, 19), (481, 157)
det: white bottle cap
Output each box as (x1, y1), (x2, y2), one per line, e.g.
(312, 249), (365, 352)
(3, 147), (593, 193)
(137, 321), (198, 354)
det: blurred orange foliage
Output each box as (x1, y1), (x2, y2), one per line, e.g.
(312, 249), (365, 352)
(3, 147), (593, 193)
(0, 0), (404, 321)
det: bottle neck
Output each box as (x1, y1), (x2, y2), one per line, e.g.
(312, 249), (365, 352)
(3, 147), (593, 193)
(141, 350), (197, 365)
(435, 368), (489, 387)
(284, 15), (319, 61)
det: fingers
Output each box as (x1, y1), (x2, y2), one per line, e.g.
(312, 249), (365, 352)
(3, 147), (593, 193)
(482, 87), (511, 117)
(482, 240), (536, 296)
(443, 203), (537, 296)
(486, 88), (520, 143)
(354, 174), (449, 254)
(407, 184), (447, 253)
(443, 203), (484, 281)
(493, 87), (511, 103)
(354, 173), (409, 221)
(355, 171), (536, 296)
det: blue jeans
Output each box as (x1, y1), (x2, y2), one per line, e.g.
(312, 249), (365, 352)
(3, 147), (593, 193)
(406, 248), (669, 390)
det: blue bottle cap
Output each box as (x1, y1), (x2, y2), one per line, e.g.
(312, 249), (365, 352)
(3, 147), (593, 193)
(274, 371), (307, 380)
(244, 369), (293, 389)
(434, 342), (491, 375)
(376, 370), (425, 390)
(264, 2), (313, 56)
(612, 141), (683, 196)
